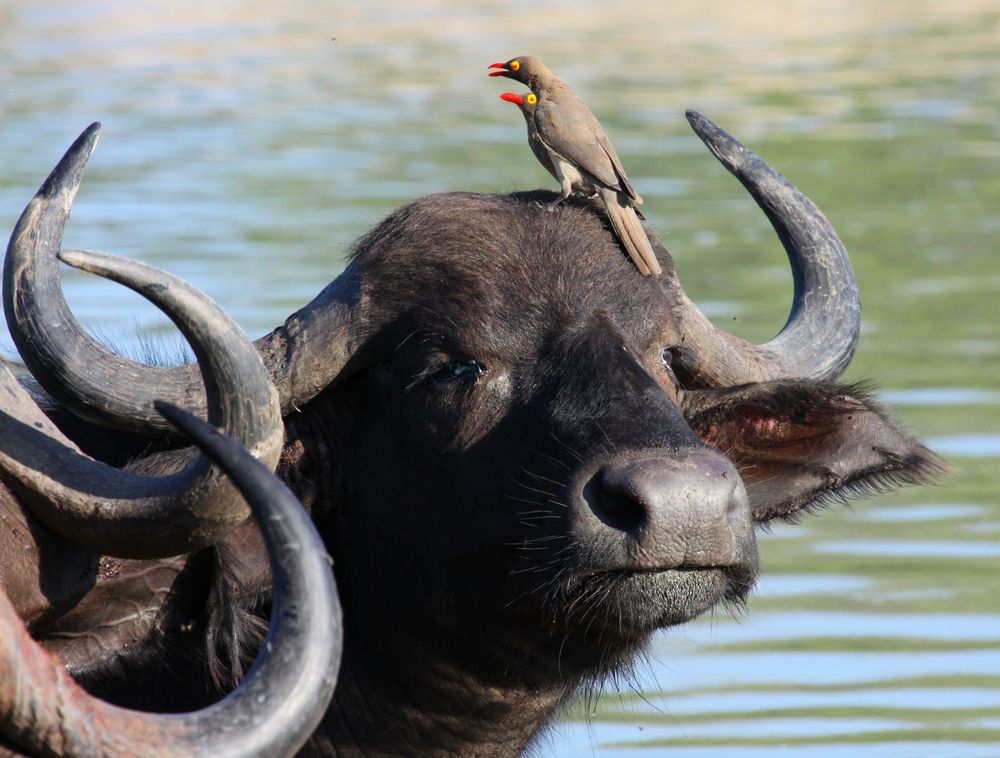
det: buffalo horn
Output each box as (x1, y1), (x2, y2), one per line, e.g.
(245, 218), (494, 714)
(0, 249), (282, 559)
(669, 110), (861, 386)
(4, 124), (364, 435)
(0, 404), (340, 758)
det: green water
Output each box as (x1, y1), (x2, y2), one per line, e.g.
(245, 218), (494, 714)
(1, 2), (998, 755)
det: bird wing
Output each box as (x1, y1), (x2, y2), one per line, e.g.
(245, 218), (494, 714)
(533, 94), (624, 192)
(524, 120), (559, 182)
(595, 131), (642, 205)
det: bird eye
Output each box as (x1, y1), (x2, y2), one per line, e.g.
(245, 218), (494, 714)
(431, 359), (484, 386)
(525, 93), (537, 105)
(510, 60), (521, 71)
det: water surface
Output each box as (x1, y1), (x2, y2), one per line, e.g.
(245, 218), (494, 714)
(2, 2), (998, 755)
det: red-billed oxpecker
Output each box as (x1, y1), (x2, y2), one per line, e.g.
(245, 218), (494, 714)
(490, 55), (662, 277)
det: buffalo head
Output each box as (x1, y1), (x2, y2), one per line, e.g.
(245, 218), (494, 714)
(0, 112), (941, 756)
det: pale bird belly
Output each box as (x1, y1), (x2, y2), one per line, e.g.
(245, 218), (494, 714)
(552, 155), (591, 194)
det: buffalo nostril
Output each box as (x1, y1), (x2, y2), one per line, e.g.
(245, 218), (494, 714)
(585, 467), (649, 534)
(584, 454), (748, 570)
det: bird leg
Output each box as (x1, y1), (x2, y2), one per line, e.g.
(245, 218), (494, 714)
(546, 178), (574, 212)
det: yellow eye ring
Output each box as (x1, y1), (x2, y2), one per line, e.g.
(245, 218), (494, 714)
(510, 60), (521, 71)
(526, 93), (537, 105)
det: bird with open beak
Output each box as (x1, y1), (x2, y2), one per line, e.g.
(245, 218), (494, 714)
(490, 56), (662, 277)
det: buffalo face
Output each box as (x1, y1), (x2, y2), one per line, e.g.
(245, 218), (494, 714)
(307, 190), (922, 689)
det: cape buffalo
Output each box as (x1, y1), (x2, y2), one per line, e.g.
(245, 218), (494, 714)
(0, 112), (941, 757)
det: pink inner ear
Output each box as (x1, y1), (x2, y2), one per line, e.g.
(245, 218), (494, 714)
(694, 407), (832, 456)
(682, 385), (942, 523)
(747, 413), (782, 439)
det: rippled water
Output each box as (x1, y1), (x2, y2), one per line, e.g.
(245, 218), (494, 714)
(2, 2), (998, 755)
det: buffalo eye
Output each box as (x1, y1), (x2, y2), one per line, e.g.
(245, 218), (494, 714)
(661, 347), (675, 369)
(431, 359), (484, 387)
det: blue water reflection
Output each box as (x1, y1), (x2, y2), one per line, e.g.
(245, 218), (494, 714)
(815, 540), (1000, 558)
(675, 612), (1000, 644)
(927, 435), (1000, 457)
(638, 650), (1000, 690)
(861, 504), (987, 522)
(2, 2), (999, 756)
(882, 388), (1000, 406)
(546, 733), (1000, 758)
(654, 687), (1000, 714)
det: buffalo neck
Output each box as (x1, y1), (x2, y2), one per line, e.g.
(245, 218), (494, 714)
(305, 619), (575, 757)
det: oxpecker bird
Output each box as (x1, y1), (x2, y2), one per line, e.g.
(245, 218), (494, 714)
(490, 56), (662, 277)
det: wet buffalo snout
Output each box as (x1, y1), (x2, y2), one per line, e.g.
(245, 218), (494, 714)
(590, 452), (749, 569)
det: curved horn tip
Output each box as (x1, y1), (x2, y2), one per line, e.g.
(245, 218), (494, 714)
(37, 122), (102, 201)
(684, 109), (707, 128)
(56, 247), (114, 275)
(684, 109), (749, 172)
(155, 400), (212, 438)
(56, 248), (87, 268)
(57, 248), (157, 284)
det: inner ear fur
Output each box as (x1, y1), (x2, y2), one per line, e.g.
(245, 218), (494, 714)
(680, 381), (946, 523)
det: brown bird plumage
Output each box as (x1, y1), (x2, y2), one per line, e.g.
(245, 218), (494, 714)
(491, 56), (662, 277)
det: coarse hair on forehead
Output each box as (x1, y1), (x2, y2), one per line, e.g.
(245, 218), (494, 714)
(345, 190), (676, 354)
(349, 190), (673, 300)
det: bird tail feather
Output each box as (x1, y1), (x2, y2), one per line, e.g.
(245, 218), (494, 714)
(601, 189), (662, 277)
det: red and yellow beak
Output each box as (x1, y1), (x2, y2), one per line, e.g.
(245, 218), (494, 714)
(499, 92), (524, 106)
(488, 62), (510, 77)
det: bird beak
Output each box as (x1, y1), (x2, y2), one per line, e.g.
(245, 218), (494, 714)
(488, 62), (510, 77)
(499, 92), (524, 106)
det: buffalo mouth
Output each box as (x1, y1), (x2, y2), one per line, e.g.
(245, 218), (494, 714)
(558, 561), (758, 634)
(538, 448), (760, 633)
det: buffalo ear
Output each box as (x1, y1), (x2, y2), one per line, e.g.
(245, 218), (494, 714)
(680, 382), (946, 523)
